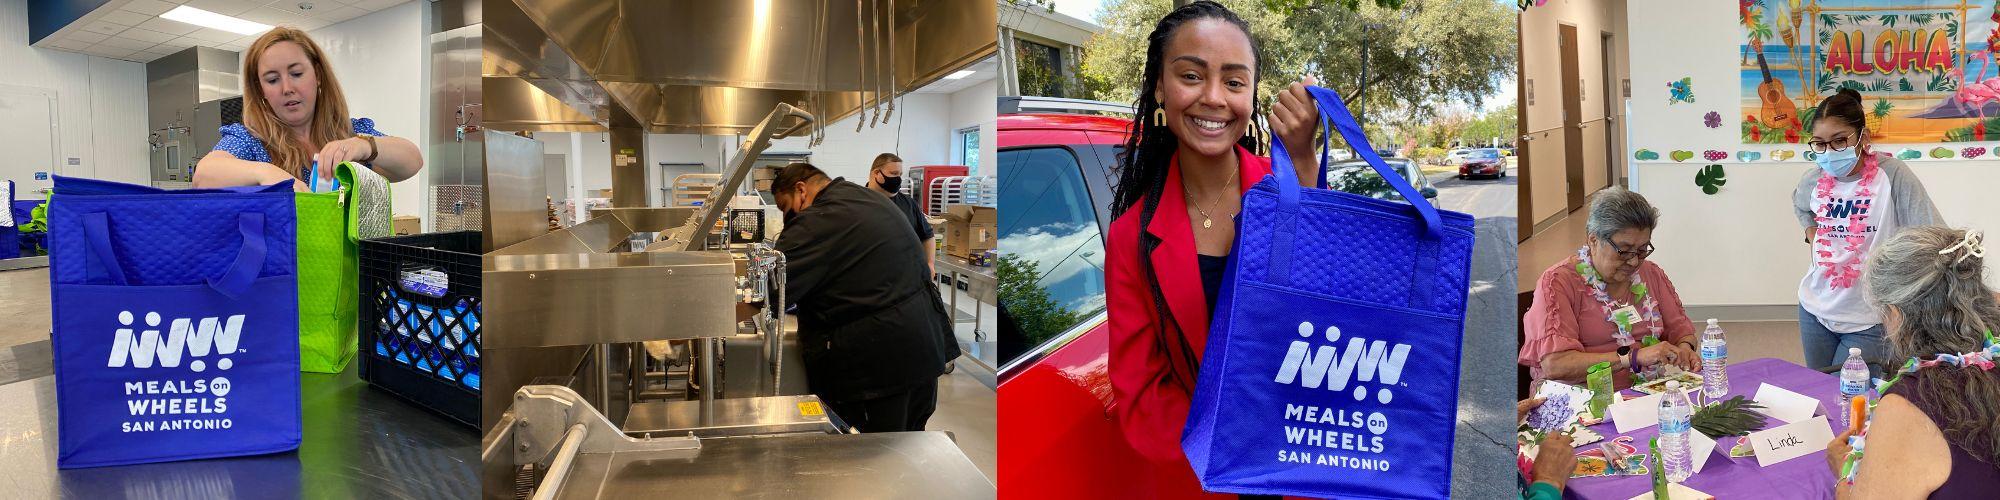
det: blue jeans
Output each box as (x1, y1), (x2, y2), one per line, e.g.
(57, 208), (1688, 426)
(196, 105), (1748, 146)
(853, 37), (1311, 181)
(1799, 306), (1887, 380)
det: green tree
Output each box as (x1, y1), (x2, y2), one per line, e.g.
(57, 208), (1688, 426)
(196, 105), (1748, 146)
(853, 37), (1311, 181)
(1458, 100), (1519, 147)
(1081, 0), (1516, 126)
(998, 254), (1085, 349)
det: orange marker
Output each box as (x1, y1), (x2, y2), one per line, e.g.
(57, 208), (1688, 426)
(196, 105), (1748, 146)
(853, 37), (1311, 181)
(1849, 396), (1867, 434)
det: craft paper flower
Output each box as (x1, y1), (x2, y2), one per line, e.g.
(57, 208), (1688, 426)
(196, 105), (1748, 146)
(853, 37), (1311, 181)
(1527, 392), (1575, 433)
(1574, 457), (1609, 477)
(1705, 111), (1722, 128)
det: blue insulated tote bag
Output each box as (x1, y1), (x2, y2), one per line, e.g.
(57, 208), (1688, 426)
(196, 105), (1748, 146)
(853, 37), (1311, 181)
(48, 176), (303, 468)
(1182, 86), (1476, 499)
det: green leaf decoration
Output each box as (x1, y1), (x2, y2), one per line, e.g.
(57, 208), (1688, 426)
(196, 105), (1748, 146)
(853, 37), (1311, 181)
(1695, 164), (1727, 195)
(1692, 395), (1770, 438)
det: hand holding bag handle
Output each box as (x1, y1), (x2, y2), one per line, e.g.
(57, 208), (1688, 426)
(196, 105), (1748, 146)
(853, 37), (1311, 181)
(1262, 86), (1447, 300)
(1265, 85), (1444, 239)
(81, 211), (269, 299)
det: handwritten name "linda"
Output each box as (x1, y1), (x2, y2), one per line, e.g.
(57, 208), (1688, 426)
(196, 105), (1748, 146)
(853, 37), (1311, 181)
(1766, 434), (1804, 448)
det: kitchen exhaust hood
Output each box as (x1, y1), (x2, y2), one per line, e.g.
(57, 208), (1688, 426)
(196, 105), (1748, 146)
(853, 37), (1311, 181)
(482, 0), (995, 134)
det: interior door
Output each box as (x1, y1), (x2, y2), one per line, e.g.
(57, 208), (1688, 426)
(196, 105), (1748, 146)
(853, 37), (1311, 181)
(1601, 32), (1620, 189)
(1560, 24), (1585, 212)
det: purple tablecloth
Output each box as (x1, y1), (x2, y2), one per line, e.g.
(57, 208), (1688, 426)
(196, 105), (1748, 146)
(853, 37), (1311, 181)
(1566, 358), (1841, 499)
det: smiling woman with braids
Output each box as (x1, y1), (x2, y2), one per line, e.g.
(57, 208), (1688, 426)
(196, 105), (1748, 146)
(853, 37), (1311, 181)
(1102, 2), (1326, 497)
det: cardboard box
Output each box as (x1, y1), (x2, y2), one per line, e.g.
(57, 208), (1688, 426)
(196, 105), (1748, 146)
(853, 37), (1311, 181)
(940, 204), (996, 259)
(392, 216), (421, 235)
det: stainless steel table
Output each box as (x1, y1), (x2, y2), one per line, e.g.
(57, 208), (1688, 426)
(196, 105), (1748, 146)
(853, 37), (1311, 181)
(546, 431), (993, 500)
(934, 257), (996, 343)
(0, 362), (478, 499)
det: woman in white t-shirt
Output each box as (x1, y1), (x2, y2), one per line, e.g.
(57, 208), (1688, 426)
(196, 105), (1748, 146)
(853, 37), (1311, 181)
(1792, 88), (1942, 378)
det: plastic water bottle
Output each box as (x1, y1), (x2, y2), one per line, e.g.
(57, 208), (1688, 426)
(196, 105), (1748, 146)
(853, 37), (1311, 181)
(1841, 348), (1870, 428)
(1657, 380), (1695, 483)
(1700, 319), (1730, 401)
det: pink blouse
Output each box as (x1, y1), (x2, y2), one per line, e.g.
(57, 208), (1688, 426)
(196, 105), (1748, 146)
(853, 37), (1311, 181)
(1519, 254), (1696, 388)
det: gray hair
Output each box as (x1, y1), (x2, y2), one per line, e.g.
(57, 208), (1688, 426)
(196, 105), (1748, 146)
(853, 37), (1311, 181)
(1585, 188), (1660, 241)
(1867, 225), (1999, 355)
(1864, 225), (2000, 463)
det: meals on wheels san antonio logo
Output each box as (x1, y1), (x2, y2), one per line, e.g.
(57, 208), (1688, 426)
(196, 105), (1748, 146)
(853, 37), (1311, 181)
(1270, 320), (1413, 471)
(104, 310), (246, 433)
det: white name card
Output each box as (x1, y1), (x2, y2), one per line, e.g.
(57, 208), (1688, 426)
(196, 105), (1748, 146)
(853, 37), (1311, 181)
(1610, 393), (1664, 433)
(1748, 415), (1834, 467)
(1625, 482), (1715, 500)
(1751, 383), (1820, 424)
(1689, 427), (1718, 474)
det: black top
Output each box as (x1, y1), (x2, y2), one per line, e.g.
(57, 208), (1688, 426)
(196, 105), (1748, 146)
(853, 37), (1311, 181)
(1885, 371), (2000, 498)
(1198, 253), (1228, 312)
(776, 178), (961, 401)
(888, 191), (936, 241)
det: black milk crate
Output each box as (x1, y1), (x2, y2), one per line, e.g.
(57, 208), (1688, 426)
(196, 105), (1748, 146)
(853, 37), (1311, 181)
(358, 231), (481, 427)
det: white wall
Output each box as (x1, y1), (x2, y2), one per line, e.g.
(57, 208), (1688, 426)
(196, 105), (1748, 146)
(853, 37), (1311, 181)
(306, 1), (428, 224)
(536, 131), (612, 194)
(948, 79), (998, 175)
(1627, 0), (2000, 306)
(766, 92), (955, 182)
(644, 133), (733, 207)
(0, 0), (149, 192)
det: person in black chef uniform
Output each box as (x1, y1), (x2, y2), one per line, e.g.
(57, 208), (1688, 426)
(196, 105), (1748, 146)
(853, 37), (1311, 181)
(769, 162), (960, 432)
(866, 153), (936, 273)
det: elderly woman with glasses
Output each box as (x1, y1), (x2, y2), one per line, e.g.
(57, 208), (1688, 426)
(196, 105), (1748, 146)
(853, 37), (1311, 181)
(1521, 188), (1700, 389)
(1793, 88), (1942, 379)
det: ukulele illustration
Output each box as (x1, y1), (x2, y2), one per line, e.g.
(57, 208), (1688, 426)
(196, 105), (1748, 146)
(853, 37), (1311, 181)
(1754, 41), (1801, 131)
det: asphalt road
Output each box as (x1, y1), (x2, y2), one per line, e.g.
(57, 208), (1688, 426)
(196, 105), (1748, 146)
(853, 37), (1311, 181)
(1426, 163), (1521, 499)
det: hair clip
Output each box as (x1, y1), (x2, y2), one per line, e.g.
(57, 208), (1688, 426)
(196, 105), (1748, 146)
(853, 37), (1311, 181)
(1940, 229), (1985, 264)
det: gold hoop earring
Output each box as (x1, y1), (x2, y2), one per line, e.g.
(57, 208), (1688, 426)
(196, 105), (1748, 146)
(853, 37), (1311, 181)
(1152, 106), (1165, 127)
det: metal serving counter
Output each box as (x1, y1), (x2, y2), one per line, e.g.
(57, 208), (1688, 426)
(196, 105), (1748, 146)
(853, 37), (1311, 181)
(485, 385), (991, 500)
(622, 395), (836, 438)
(0, 362), (478, 499)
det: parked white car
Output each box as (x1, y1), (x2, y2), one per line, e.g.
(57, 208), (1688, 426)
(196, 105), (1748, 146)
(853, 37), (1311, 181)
(1443, 148), (1475, 166)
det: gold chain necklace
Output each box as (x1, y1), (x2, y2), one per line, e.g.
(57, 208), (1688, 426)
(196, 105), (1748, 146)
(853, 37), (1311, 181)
(1184, 166), (1239, 229)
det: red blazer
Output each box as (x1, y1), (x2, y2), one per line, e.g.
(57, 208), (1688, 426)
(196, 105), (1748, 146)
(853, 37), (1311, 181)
(1106, 146), (1272, 498)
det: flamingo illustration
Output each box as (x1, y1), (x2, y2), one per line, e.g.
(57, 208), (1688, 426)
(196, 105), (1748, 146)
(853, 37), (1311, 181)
(1955, 49), (2000, 117)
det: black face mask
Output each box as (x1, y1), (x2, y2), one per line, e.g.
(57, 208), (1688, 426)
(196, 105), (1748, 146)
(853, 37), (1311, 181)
(879, 174), (902, 193)
(780, 193), (800, 225)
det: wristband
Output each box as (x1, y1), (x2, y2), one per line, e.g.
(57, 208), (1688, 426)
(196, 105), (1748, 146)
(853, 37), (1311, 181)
(360, 135), (379, 163)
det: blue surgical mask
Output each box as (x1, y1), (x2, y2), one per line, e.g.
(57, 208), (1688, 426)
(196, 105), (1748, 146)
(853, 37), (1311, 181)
(1815, 146), (1859, 177)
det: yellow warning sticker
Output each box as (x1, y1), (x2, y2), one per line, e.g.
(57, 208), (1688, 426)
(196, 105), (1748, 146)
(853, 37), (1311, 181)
(798, 401), (824, 417)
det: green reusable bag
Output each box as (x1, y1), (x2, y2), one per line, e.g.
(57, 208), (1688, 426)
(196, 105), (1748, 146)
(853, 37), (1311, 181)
(1587, 361), (1615, 419)
(295, 162), (391, 373)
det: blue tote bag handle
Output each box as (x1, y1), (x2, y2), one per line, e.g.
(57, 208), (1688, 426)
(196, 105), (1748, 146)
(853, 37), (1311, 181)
(81, 211), (268, 299)
(1265, 85), (1444, 239)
